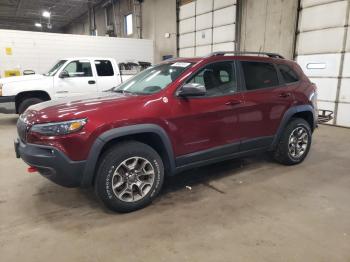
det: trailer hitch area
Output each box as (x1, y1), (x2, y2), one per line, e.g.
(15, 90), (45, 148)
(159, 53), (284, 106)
(318, 109), (334, 124)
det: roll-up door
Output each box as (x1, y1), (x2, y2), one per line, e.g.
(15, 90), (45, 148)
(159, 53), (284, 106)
(178, 0), (237, 57)
(295, 0), (350, 127)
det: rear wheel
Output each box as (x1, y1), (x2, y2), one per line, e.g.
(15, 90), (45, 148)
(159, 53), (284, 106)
(273, 118), (312, 165)
(94, 141), (164, 212)
(18, 97), (44, 114)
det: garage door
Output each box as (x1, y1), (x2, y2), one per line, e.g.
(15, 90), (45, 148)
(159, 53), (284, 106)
(295, 0), (350, 127)
(178, 0), (237, 57)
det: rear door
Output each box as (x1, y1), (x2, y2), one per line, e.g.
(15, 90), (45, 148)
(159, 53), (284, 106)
(238, 60), (296, 150)
(93, 59), (121, 91)
(54, 59), (98, 98)
(169, 60), (244, 163)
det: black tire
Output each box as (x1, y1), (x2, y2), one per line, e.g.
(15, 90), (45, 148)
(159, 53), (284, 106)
(94, 141), (164, 213)
(273, 118), (312, 165)
(18, 97), (44, 114)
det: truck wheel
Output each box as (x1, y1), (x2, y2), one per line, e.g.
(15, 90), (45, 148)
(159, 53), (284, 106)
(18, 97), (44, 114)
(95, 141), (164, 213)
(273, 118), (312, 165)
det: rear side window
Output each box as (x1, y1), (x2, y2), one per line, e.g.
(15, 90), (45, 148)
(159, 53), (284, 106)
(94, 60), (114, 76)
(277, 64), (299, 83)
(241, 61), (279, 90)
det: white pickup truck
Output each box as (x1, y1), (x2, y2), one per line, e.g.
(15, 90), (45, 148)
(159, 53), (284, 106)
(0, 57), (149, 114)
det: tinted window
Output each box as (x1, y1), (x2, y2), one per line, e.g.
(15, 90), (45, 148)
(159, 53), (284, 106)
(278, 64), (299, 83)
(241, 61), (279, 90)
(63, 60), (92, 77)
(188, 61), (237, 97)
(95, 60), (114, 76)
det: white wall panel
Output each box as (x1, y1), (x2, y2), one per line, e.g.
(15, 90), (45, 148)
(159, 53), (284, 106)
(179, 2), (195, 20)
(196, 0), (213, 15)
(341, 52), (350, 77)
(336, 103), (350, 126)
(213, 6), (236, 27)
(296, 54), (341, 77)
(310, 78), (338, 101)
(213, 42), (235, 52)
(196, 12), (213, 31)
(179, 17), (195, 34)
(179, 32), (195, 48)
(301, 0), (340, 8)
(195, 45), (212, 56)
(214, 0), (236, 10)
(196, 29), (213, 46)
(213, 24), (235, 44)
(179, 47), (195, 57)
(299, 1), (347, 32)
(339, 79), (350, 102)
(297, 28), (344, 55)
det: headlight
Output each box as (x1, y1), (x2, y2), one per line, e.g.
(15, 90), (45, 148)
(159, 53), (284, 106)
(30, 118), (87, 136)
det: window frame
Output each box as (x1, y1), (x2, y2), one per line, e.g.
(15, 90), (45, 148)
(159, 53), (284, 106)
(237, 60), (284, 93)
(175, 60), (243, 99)
(62, 60), (93, 78)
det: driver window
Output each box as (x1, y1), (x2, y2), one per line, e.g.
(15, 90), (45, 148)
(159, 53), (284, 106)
(63, 60), (92, 77)
(188, 61), (237, 97)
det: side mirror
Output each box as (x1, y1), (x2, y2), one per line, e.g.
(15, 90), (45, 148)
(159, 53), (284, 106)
(23, 70), (35, 75)
(59, 70), (69, 78)
(177, 83), (206, 97)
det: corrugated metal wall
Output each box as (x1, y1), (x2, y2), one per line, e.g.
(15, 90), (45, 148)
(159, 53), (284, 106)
(178, 0), (237, 57)
(296, 0), (350, 127)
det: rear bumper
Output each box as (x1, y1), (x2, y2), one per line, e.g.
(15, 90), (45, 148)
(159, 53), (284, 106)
(15, 139), (86, 187)
(0, 96), (16, 113)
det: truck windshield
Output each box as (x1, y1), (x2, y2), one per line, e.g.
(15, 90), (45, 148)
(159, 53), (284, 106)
(113, 62), (193, 95)
(44, 60), (67, 76)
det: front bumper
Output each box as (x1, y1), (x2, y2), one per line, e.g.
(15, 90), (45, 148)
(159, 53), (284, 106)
(0, 96), (16, 113)
(15, 138), (86, 187)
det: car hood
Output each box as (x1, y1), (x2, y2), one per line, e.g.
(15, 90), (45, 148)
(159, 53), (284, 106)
(24, 92), (140, 124)
(0, 74), (47, 84)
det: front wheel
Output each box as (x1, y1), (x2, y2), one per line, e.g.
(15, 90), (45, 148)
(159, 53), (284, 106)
(94, 141), (164, 212)
(18, 97), (44, 114)
(273, 118), (312, 165)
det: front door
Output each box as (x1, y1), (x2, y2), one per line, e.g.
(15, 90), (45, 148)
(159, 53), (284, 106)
(54, 59), (97, 98)
(169, 61), (244, 164)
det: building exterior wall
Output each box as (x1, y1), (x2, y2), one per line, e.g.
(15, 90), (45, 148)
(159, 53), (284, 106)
(239, 0), (299, 59)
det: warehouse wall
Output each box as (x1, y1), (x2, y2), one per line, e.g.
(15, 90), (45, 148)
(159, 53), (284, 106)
(142, 0), (177, 62)
(240, 0), (299, 59)
(64, 0), (177, 63)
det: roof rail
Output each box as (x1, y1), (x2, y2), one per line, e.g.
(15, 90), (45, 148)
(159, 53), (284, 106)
(208, 51), (285, 59)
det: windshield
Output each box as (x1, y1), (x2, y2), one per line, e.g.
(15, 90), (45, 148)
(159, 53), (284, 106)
(113, 62), (193, 95)
(44, 60), (67, 76)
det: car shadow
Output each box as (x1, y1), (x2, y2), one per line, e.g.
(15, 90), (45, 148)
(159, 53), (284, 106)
(32, 153), (272, 218)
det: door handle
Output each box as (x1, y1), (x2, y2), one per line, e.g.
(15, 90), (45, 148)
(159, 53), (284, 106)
(88, 80), (96, 85)
(225, 100), (242, 106)
(279, 92), (291, 98)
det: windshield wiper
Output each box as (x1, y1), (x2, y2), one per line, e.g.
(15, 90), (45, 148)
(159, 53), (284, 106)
(114, 89), (134, 95)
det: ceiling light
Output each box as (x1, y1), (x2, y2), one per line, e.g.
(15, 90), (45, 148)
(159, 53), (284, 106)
(42, 11), (51, 18)
(35, 23), (42, 27)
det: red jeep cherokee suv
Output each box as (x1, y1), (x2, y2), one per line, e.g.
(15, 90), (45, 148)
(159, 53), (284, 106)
(15, 51), (318, 212)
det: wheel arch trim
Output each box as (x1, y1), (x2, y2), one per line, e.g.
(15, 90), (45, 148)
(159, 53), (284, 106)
(271, 105), (315, 150)
(80, 124), (176, 187)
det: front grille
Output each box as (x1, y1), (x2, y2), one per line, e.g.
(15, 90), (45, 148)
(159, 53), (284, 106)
(17, 118), (28, 142)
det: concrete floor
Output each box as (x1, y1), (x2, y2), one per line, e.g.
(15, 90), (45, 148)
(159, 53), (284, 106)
(0, 114), (349, 262)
